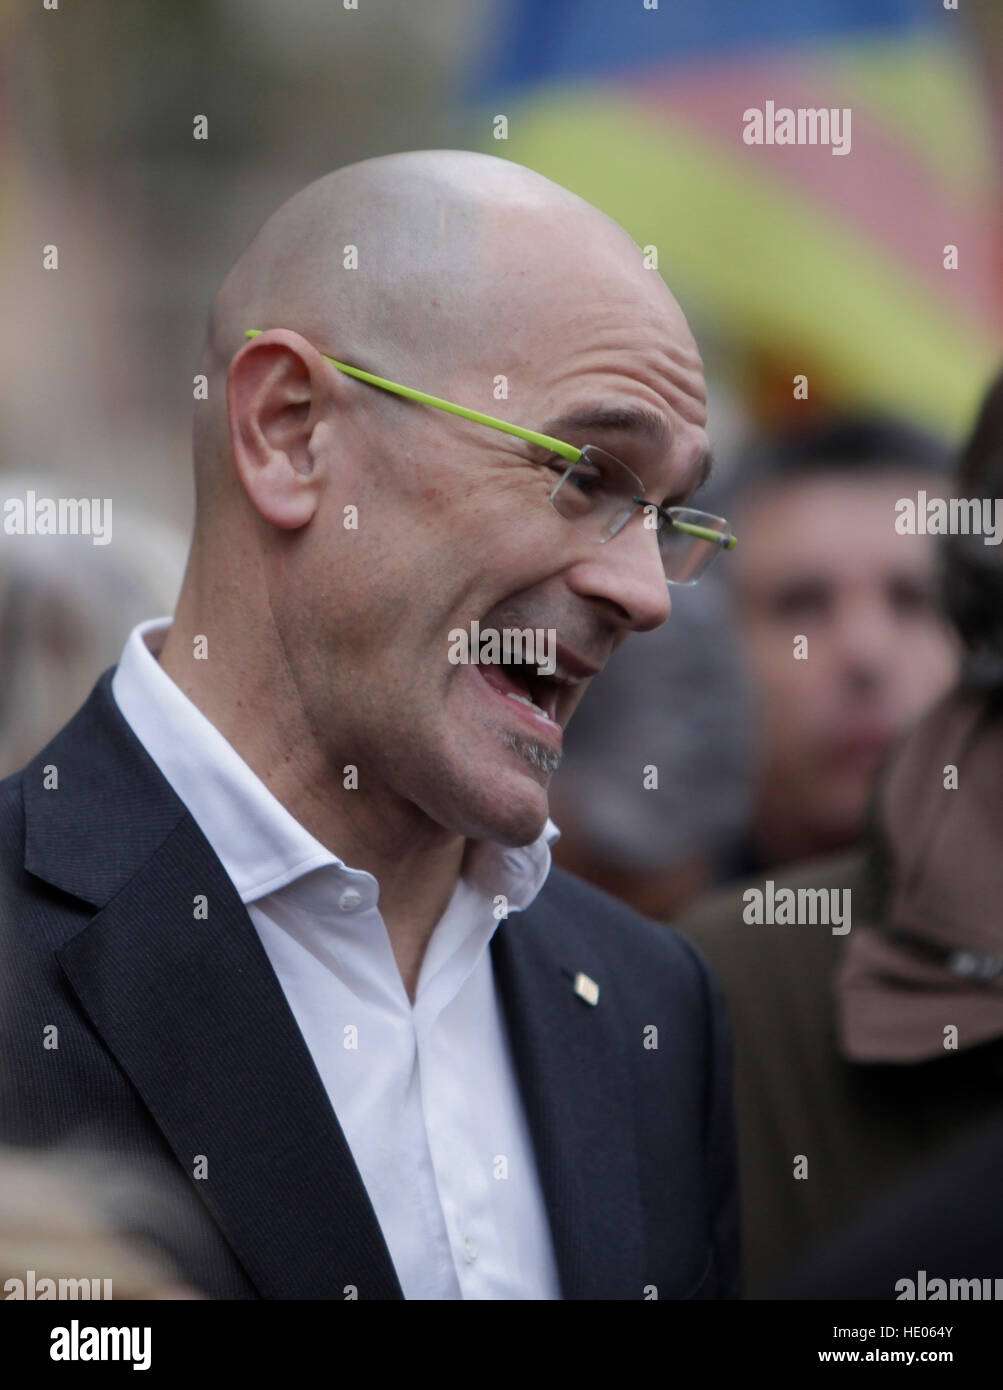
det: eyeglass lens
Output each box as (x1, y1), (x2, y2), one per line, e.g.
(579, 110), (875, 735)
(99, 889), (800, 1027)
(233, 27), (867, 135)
(549, 445), (728, 585)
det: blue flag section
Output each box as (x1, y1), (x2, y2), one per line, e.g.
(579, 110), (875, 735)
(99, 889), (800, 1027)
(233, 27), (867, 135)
(475, 0), (941, 95)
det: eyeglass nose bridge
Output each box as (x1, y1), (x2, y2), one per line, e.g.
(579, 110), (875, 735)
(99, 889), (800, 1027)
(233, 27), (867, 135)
(553, 452), (734, 552)
(597, 495), (734, 549)
(558, 482), (737, 589)
(595, 498), (707, 592)
(550, 458), (737, 562)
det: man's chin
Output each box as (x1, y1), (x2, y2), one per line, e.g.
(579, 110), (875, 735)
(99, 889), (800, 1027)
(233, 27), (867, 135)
(441, 765), (554, 848)
(482, 810), (551, 850)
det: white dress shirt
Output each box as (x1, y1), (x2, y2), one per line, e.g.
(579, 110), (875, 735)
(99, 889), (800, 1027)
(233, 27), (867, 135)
(111, 618), (562, 1300)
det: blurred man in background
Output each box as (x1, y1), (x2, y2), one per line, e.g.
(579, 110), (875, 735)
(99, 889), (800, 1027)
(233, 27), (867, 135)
(679, 379), (1003, 1296)
(722, 417), (960, 879)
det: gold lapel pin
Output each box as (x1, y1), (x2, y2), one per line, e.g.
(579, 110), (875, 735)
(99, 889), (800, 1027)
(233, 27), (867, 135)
(573, 971), (600, 1007)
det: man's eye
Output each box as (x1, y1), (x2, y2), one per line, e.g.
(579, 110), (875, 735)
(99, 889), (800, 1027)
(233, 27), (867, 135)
(555, 459), (604, 495)
(888, 577), (936, 618)
(771, 580), (832, 620)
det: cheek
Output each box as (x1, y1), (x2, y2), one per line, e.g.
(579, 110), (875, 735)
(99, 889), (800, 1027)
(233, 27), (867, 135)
(897, 632), (958, 704)
(740, 634), (831, 753)
(741, 622), (814, 692)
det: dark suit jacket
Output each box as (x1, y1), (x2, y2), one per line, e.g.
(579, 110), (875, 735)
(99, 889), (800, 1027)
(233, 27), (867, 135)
(0, 670), (740, 1300)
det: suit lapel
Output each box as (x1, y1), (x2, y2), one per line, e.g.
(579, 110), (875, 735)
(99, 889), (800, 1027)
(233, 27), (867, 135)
(491, 891), (645, 1300)
(24, 671), (403, 1300)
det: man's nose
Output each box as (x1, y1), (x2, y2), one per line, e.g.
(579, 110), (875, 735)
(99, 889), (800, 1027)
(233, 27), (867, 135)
(566, 514), (672, 633)
(834, 597), (897, 690)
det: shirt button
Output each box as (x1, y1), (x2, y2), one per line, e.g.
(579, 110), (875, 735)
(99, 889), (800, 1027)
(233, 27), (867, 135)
(338, 888), (363, 912)
(463, 1237), (478, 1264)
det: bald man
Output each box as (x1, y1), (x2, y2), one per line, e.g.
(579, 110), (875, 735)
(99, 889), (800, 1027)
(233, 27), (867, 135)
(0, 151), (739, 1300)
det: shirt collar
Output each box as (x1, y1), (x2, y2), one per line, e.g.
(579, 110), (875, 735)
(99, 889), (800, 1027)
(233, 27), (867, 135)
(111, 618), (560, 909)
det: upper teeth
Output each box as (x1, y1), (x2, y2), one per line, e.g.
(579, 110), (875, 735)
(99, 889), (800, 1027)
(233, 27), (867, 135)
(489, 658), (582, 687)
(506, 691), (548, 716)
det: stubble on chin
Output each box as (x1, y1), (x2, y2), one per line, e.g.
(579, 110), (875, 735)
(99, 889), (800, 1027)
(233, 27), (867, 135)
(501, 729), (562, 777)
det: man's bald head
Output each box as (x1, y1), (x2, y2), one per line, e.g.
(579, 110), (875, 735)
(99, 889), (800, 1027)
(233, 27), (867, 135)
(193, 150), (675, 514)
(167, 148), (710, 854)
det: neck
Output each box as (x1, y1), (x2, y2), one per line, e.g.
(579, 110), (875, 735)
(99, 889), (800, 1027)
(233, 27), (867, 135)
(158, 569), (465, 1002)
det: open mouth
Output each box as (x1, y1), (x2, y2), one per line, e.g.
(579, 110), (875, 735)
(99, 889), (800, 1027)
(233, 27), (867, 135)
(474, 658), (565, 722)
(462, 633), (597, 752)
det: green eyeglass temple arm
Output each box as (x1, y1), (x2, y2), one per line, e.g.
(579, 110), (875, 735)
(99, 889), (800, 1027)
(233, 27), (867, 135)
(243, 329), (736, 551)
(684, 525), (737, 549)
(244, 329), (580, 461)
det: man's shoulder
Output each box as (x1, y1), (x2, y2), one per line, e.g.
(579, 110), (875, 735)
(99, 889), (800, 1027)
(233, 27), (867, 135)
(1, 667), (122, 785)
(0, 758), (24, 810)
(0, 665), (122, 854)
(0, 762), (26, 865)
(0, 667), (189, 913)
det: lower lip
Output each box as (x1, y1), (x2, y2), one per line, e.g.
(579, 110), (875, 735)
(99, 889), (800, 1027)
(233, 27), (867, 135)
(468, 663), (563, 749)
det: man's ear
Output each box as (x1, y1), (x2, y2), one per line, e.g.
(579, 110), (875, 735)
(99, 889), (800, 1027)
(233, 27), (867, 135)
(226, 330), (334, 530)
